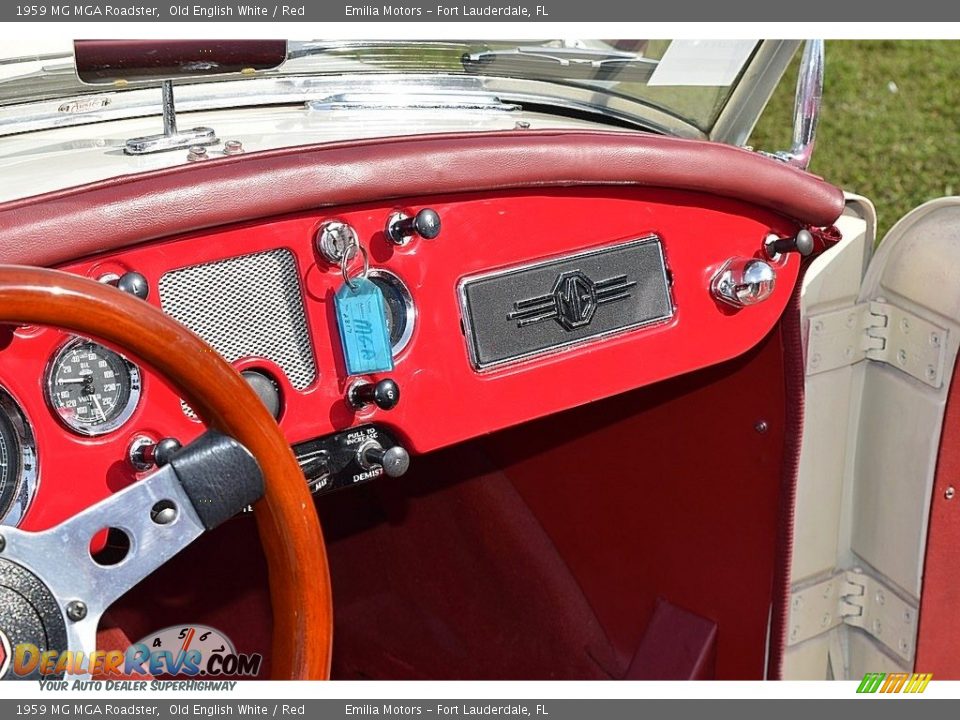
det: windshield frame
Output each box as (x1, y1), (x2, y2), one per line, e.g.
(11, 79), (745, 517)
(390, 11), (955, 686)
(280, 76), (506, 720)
(0, 40), (800, 142)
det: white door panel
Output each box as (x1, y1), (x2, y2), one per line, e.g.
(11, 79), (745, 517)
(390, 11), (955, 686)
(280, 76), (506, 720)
(788, 195), (960, 679)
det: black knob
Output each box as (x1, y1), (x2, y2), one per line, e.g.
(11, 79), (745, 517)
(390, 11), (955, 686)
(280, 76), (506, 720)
(349, 378), (400, 411)
(115, 271), (150, 299)
(131, 437), (182, 470)
(242, 369), (282, 420)
(765, 229), (814, 258)
(386, 208), (441, 244)
(358, 442), (411, 478)
(153, 438), (182, 466)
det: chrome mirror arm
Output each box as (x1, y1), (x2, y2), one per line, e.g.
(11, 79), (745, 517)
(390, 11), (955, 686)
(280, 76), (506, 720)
(124, 79), (219, 156)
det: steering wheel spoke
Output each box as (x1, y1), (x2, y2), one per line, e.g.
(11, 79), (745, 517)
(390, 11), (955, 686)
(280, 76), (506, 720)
(0, 431), (263, 678)
(4, 462), (204, 619)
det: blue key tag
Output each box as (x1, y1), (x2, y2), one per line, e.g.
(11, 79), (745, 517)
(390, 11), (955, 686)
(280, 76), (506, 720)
(335, 276), (395, 375)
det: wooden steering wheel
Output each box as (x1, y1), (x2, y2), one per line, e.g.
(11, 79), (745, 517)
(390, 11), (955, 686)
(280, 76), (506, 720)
(0, 265), (332, 679)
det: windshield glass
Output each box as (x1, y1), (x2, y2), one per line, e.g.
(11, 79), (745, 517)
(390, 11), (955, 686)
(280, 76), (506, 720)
(0, 39), (760, 133)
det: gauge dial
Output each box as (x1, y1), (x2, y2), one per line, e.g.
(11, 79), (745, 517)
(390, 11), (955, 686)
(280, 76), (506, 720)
(0, 408), (22, 521)
(46, 339), (142, 436)
(0, 390), (37, 526)
(368, 270), (416, 355)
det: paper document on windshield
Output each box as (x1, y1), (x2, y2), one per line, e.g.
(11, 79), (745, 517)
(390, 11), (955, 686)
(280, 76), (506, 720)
(648, 40), (758, 86)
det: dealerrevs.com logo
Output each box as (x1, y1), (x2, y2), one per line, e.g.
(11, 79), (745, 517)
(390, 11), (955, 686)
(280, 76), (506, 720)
(11, 624), (262, 679)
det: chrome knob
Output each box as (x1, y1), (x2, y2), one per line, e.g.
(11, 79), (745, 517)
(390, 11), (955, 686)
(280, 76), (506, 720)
(711, 258), (776, 308)
(357, 440), (410, 478)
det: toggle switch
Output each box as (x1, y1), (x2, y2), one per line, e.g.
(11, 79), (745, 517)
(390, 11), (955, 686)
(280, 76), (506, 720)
(357, 440), (410, 478)
(765, 229), (814, 259)
(129, 436), (182, 471)
(348, 378), (400, 411)
(386, 208), (441, 245)
(101, 271), (149, 299)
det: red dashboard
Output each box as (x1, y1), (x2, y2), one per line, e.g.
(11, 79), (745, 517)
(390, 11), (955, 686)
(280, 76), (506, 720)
(2, 185), (804, 532)
(0, 129), (851, 682)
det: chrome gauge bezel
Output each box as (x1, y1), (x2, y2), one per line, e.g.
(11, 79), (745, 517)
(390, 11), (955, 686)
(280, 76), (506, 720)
(367, 269), (416, 356)
(0, 388), (38, 527)
(45, 338), (143, 437)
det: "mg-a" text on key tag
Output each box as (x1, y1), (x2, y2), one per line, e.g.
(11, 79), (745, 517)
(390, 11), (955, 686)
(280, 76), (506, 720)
(335, 276), (394, 376)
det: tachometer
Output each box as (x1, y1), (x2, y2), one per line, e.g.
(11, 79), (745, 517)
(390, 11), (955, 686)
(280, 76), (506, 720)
(46, 339), (142, 436)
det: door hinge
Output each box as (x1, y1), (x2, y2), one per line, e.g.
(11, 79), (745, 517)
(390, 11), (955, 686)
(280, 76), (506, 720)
(787, 569), (917, 664)
(806, 301), (948, 388)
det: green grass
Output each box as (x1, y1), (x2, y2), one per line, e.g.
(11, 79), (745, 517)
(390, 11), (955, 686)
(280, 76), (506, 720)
(750, 40), (960, 240)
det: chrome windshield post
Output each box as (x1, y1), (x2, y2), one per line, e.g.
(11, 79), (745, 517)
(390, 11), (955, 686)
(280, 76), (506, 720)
(777, 39), (824, 171)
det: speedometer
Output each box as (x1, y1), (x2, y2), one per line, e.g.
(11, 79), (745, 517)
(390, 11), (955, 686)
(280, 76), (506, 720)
(46, 339), (142, 436)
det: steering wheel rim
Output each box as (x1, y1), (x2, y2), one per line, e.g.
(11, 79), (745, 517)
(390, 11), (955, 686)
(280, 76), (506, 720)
(0, 265), (332, 680)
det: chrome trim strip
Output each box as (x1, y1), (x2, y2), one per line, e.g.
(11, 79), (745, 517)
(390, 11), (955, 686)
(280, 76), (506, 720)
(0, 73), (699, 139)
(307, 91), (520, 112)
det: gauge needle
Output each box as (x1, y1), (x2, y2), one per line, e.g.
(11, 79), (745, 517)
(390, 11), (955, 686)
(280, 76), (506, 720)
(92, 395), (107, 422)
(57, 378), (86, 384)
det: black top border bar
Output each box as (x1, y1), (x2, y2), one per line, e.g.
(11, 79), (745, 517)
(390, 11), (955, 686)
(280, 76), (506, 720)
(5, 0), (960, 21)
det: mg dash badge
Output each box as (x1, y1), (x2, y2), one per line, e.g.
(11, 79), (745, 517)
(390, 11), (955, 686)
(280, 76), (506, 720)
(508, 270), (636, 331)
(458, 236), (674, 370)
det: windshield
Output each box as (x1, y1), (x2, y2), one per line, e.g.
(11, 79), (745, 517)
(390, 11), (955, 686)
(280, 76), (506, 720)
(0, 39), (760, 133)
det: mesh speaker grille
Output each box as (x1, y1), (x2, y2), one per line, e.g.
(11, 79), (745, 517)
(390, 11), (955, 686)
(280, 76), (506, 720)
(158, 249), (317, 391)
